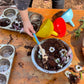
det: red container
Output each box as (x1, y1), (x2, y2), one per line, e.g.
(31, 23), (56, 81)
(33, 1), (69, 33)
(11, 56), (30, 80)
(53, 17), (66, 37)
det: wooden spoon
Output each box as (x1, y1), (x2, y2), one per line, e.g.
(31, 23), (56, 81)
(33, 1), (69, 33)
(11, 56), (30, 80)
(33, 33), (48, 63)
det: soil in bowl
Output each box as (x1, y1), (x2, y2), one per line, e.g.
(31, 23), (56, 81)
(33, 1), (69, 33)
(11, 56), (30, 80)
(35, 38), (71, 71)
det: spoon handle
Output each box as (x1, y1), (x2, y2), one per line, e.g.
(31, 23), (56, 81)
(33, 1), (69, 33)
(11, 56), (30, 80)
(33, 33), (40, 45)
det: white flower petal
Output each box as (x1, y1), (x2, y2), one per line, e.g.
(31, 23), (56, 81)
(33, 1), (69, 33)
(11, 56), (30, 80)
(59, 49), (67, 57)
(65, 71), (71, 78)
(75, 65), (82, 72)
(49, 47), (55, 53)
(64, 56), (70, 63)
(38, 49), (45, 55)
(55, 58), (60, 63)
(58, 64), (63, 68)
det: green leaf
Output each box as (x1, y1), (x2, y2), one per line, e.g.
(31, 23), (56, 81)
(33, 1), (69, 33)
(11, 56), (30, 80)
(79, 19), (84, 21)
(80, 72), (82, 79)
(80, 24), (84, 29)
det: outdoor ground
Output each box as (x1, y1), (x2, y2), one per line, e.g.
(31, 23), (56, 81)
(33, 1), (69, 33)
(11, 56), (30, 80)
(32, 0), (84, 10)
(0, 0), (84, 10)
(65, 0), (84, 10)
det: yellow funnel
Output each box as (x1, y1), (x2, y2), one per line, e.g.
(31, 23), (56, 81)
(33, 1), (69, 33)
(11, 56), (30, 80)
(36, 19), (58, 38)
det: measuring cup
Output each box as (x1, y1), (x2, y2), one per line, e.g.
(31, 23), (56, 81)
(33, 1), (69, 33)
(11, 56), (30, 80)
(61, 8), (75, 27)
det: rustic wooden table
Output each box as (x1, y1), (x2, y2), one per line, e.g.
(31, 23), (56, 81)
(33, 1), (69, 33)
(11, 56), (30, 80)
(0, 7), (84, 84)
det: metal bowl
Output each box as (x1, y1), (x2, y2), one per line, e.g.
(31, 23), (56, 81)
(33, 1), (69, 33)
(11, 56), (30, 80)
(31, 38), (73, 74)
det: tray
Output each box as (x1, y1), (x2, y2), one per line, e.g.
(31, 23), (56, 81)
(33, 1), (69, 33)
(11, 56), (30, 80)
(0, 8), (43, 33)
(0, 44), (15, 84)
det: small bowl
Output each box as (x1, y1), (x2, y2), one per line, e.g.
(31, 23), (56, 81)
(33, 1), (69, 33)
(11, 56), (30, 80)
(31, 38), (73, 74)
(30, 13), (43, 22)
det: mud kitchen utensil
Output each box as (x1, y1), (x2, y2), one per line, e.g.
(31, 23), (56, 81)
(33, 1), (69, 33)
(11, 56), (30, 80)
(33, 33), (48, 63)
(35, 19), (58, 38)
(82, 38), (84, 56)
(0, 8), (43, 33)
(53, 17), (66, 37)
(0, 44), (15, 84)
(61, 8), (75, 27)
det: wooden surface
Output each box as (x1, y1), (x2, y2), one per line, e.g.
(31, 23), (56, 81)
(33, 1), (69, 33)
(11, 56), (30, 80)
(0, 8), (84, 84)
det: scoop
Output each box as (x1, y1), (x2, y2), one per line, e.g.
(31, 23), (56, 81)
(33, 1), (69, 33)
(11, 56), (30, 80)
(53, 17), (66, 37)
(61, 8), (75, 27)
(33, 33), (48, 63)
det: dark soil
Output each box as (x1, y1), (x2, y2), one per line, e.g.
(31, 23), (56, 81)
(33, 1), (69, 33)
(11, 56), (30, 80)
(0, 18), (10, 27)
(69, 74), (80, 84)
(18, 62), (24, 68)
(35, 38), (70, 71)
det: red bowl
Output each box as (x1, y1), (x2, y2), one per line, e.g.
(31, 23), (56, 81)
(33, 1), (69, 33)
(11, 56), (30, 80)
(53, 17), (66, 37)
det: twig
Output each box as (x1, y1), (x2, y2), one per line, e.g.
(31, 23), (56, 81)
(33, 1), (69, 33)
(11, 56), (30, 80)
(7, 34), (13, 44)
